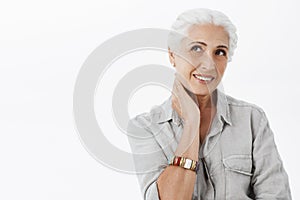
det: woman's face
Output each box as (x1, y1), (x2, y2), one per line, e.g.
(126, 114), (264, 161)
(169, 23), (229, 96)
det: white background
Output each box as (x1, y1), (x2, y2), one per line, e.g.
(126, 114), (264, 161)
(1, 0), (299, 199)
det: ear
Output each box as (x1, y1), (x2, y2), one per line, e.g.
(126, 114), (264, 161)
(168, 47), (175, 67)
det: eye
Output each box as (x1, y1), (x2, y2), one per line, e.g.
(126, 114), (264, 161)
(215, 49), (227, 57)
(190, 45), (203, 53)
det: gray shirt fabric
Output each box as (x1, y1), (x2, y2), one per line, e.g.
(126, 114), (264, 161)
(127, 89), (292, 200)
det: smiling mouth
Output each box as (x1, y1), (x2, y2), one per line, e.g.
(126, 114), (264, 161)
(193, 74), (215, 83)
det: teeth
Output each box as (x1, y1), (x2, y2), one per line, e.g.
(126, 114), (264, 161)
(194, 75), (213, 81)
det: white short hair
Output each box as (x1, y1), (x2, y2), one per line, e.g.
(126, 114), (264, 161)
(167, 8), (238, 62)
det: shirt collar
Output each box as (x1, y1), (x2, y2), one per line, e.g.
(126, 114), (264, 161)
(153, 88), (232, 126)
(151, 95), (174, 124)
(215, 88), (232, 126)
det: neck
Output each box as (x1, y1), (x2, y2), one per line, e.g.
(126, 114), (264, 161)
(197, 90), (217, 111)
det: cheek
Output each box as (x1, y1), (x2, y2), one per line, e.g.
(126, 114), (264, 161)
(175, 61), (194, 76)
(216, 63), (227, 76)
(175, 68), (187, 79)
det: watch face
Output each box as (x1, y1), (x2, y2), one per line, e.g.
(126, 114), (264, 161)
(184, 159), (193, 169)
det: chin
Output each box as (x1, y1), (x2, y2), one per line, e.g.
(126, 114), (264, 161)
(189, 87), (213, 96)
(187, 77), (219, 96)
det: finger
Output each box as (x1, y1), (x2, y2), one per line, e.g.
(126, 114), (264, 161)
(172, 96), (182, 116)
(174, 75), (199, 106)
(172, 81), (180, 99)
(175, 73), (193, 92)
(174, 77), (190, 98)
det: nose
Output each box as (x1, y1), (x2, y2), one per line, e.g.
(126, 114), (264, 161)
(197, 51), (216, 71)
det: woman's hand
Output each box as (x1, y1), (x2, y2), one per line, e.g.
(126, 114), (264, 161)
(172, 73), (200, 126)
(157, 73), (201, 200)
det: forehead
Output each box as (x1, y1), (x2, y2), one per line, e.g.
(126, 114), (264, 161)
(184, 23), (229, 45)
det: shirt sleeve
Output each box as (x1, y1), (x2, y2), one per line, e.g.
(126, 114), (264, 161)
(251, 110), (292, 199)
(127, 116), (169, 200)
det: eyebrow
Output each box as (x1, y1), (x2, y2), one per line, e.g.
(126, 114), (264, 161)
(189, 41), (228, 49)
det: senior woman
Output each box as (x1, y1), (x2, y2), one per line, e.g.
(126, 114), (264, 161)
(127, 8), (291, 200)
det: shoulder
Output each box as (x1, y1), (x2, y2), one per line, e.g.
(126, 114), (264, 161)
(220, 93), (275, 145)
(127, 98), (170, 133)
(223, 93), (270, 131)
(225, 93), (266, 116)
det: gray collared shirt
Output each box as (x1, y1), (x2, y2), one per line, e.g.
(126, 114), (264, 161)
(127, 89), (292, 200)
